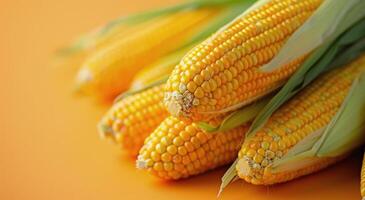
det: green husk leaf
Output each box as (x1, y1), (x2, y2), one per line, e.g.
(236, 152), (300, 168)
(330, 37), (365, 70)
(261, 0), (365, 72)
(303, 20), (365, 86)
(218, 159), (238, 197)
(246, 18), (365, 139)
(198, 96), (271, 133)
(271, 72), (365, 173)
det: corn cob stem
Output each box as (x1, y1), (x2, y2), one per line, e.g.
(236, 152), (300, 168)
(99, 84), (168, 156)
(137, 116), (249, 180)
(236, 54), (365, 185)
(164, 0), (323, 121)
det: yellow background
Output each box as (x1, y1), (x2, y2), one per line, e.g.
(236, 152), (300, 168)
(0, 0), (362, 199)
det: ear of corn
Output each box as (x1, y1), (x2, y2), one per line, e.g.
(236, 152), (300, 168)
(76, 8), (222, 100)
(136, 116), (249, 180)
(98, 84), (168, 156)
(235, 54), (365, 185)
(164, 0), (323, 121)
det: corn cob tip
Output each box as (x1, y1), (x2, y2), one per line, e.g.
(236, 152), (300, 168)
(97, 122), (113, 140)
(136, 155), (149, 170)
(76, 67), (92, 82)
(164, 91), (193, 117)
(236, 157), (253, 178)
(75, 68), (93, 92)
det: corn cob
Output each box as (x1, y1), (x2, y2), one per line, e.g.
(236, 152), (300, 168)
(137, 116), (249, 180)
(235, 54), (365, 185)
(98, 84), (168, 156)
(164, 0), (323, 121)
(361, 152), (365, 199)
(76, 8), (222, 100)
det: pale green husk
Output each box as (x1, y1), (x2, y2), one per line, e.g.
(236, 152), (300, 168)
(198, 96), (271, 133)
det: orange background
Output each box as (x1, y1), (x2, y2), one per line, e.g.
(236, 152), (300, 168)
(0, 0), (362, 199)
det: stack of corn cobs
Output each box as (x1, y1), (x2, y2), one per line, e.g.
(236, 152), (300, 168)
(58, 0), (365, 198)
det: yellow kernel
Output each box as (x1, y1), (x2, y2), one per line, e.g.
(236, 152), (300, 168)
(172, 154), (182, 163)
(194, 87), (204, 98)
(161, 137), (172, 146)
(189, 152), (198, 162)
(197, 148), (205, 158)
(182, 155), (191, 165)
(161, 153), (172, 162)
(185, 126), (196, 135)
(209, 79), (217, 91)
(187, 82), (197, 92)
(257, 148), (265, 156)
(174, 163), (184, 171)
(153, 162), (163, 171)
(253, 154), (264, 163)
(184, 142), (195, 152)
(193, 75), (204, 85)
(156, 144), (166, 154)
(196, 132), (208, 143)
(145, 159), (153, 167)
(270, 142), (278, 151)
(178, 146), (188, 156)
(191, 137), (201, 147)
(246, 149), (256, 158)
(151, 152), (161, 162)
(278, 140), (287, 150)
(179, 131), (190, 141)
(163, 162), (173, 171)
(201, 69), (211, 80)
(173, 137), (184, 146)
(202, 81), (211, 92)
(167, 145), (177, 155)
